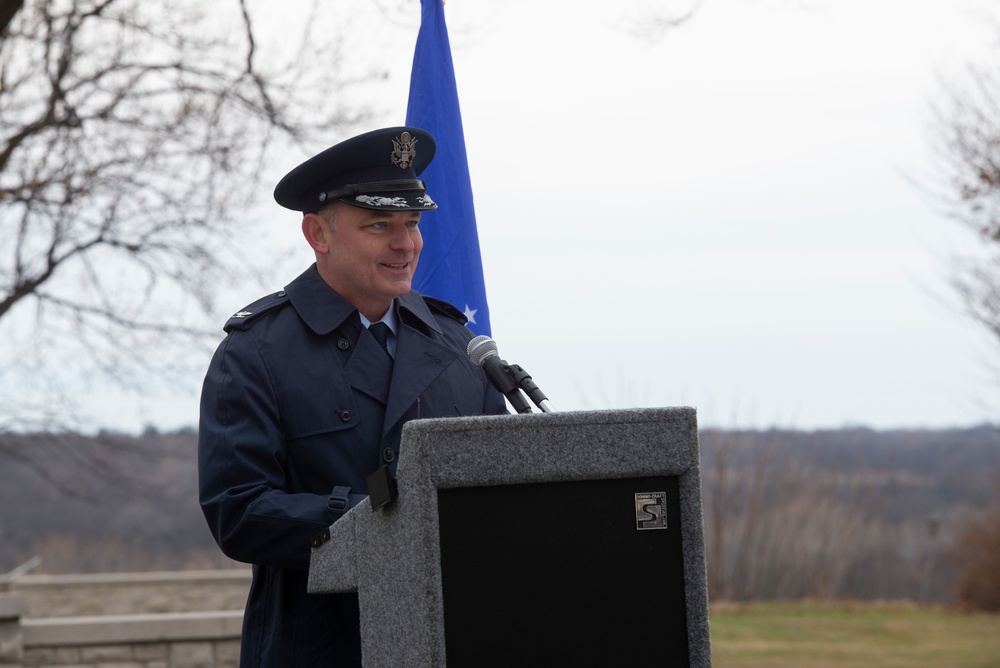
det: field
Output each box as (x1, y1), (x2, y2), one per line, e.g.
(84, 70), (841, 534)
(710, 601), (1000, 668)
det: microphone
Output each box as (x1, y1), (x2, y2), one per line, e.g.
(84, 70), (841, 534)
(467, 335), (554, 413)
(467, 335), (532, 413)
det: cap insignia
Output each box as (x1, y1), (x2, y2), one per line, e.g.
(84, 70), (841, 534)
(391, 132), (418, 169)
(356, 195), (409, 207)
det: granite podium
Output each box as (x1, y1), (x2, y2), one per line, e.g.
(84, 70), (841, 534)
(307, 407), (711, 667)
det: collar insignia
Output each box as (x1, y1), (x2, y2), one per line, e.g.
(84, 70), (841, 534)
(232, 310), (253, 318)
(391, 132), (418, 169)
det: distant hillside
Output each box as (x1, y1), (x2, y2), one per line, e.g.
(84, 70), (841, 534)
(699, 425), (1000, 522)
(2, 424), (998, 602)
(0, 430), (224, 573)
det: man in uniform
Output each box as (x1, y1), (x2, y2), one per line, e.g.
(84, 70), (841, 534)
(198, 127), (507, 667)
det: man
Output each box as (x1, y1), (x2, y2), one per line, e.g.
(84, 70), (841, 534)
(198, 127), (507, 667)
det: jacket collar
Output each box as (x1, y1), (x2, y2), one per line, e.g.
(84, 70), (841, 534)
(397, 291), (443, 335)
(284, 264), (442, 336)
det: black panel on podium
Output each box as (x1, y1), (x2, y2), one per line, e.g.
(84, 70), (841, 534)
(438, 476), (689, 666)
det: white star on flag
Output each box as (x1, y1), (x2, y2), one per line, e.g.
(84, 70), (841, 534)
(464, 305), (478, 325)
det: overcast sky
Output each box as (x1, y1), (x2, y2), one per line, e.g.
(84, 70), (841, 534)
(73, 0), (1000, 431)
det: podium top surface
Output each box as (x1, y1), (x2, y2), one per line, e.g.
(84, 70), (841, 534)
(396, 406), (699, 490)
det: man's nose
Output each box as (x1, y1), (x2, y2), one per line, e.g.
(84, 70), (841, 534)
(388, 226), (416, 251)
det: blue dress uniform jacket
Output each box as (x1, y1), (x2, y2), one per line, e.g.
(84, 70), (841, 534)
(198, 264), (507, 667)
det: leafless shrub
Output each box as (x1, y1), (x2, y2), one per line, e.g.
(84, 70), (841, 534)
(701, 429), (963, 602)
(952, 481), (1000, 611)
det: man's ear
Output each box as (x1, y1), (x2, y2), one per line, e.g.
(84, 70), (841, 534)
(302, 213), (329, 254)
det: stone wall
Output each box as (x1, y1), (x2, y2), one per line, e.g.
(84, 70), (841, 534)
(10, 571), (251, 618)
(20, 610), (243, 668)
(0, 571), (250, 668)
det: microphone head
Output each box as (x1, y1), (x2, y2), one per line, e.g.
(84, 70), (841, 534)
(467, 334), (499, 367)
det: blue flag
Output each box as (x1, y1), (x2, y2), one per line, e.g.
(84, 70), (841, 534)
(406, 0), (491, 335)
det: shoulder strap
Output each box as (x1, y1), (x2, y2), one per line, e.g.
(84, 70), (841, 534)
(223, 290), (290, 332)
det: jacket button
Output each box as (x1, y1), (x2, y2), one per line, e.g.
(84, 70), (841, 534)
(337, 339), (350, 350)
(381, 447), (395, 463)
(340, 410), (352, 422)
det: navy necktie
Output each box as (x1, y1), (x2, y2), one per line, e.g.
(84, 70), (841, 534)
(369, 322), (392, 358)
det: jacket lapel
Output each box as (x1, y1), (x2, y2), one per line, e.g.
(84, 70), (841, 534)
(382, 321), (457, 437)
(344, 331), (393, 404)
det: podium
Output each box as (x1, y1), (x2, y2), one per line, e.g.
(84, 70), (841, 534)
(308, 407), (711, 667)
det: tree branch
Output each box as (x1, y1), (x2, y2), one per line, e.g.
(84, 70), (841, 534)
(0, 0), (24, 39)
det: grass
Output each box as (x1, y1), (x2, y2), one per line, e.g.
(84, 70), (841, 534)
(710, 600), (1000, 668)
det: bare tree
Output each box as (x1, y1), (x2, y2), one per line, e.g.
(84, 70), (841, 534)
(0, 0), (24, 36)
(923, 14), (1000, 613)
(0, 0), (376, 431)
(624, 0), (703, 42)
(931, 29), (1000, 345)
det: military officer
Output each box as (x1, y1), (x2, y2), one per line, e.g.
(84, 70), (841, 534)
(198, 127), (507, 667)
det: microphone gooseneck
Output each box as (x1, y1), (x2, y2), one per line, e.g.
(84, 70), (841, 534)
(466, 335), (554, 413)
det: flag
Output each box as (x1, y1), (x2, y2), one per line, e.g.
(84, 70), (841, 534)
(406, 0), (491, 336)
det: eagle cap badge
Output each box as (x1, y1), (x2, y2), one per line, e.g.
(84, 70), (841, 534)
(391, 132), (418, 169)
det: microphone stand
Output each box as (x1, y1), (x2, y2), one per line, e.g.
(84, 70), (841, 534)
(504, 363), (555, 413)
(483, 360), (533, 414)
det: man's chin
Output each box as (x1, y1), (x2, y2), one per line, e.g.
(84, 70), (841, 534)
(384, 279), (413, 298)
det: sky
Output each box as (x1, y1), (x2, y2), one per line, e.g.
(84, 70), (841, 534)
(53, 0), (1000, 431)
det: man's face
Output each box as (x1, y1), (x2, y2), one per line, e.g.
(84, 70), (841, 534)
(314, 202), (423, 320)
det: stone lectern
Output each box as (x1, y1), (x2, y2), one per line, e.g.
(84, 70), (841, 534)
(308, 407), (711, 667)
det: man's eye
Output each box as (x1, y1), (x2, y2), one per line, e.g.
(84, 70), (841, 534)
(371, 221), (386, 230)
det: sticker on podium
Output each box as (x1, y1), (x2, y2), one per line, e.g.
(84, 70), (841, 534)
(635, 492), (668, 530)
